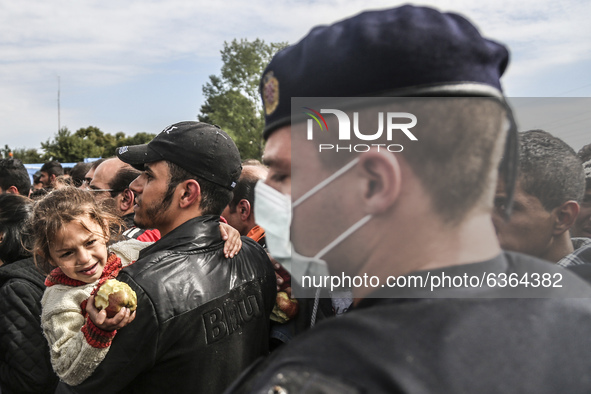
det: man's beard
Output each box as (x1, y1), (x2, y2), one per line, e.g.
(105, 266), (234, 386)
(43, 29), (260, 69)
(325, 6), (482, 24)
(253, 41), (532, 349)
(133, 195), (173, 230)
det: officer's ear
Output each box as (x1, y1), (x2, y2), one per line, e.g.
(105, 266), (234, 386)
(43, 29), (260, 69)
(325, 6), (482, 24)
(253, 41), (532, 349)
(552, 200), (580, 236)
(178, 179), (201, 209)
(357, 150), (401, 214)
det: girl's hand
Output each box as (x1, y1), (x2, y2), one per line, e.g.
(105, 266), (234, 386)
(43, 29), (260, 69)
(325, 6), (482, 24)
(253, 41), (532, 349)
(86, 294), (136, 331)
(220, 222), (242, 258)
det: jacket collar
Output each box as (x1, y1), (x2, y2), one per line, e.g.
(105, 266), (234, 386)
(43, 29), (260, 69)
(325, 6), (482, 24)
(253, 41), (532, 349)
(138, 215), (222, 259)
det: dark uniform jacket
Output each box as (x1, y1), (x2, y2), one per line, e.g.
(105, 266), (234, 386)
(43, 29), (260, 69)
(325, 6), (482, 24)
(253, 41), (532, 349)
(226, 252), (591, 393)
(0, 258), (59, 394)
(64, 215), (276, 394)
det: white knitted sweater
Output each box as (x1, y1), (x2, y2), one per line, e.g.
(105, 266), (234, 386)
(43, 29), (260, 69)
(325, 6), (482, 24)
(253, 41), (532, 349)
(41, 239), (150, 386)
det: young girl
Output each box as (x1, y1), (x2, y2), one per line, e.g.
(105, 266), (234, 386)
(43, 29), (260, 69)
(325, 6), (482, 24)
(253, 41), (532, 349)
(31, 187), (242, 386)
(31, 187), (146, 386)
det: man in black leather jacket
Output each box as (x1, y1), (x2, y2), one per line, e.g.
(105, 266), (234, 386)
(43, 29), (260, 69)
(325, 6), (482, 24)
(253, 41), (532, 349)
(62, 122), (276, 394)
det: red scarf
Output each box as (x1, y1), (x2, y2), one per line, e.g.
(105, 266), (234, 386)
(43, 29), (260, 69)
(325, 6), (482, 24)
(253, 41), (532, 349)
(45, 253), (122, 290)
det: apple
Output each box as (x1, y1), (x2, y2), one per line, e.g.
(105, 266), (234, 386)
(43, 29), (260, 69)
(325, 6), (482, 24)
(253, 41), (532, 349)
(94, 279), (137, 318)
(270, 291), (299, 323)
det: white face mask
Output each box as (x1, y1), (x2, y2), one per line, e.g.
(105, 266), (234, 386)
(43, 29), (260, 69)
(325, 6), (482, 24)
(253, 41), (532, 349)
(255, 158), (372, 281)
(254, 180), (293, 271)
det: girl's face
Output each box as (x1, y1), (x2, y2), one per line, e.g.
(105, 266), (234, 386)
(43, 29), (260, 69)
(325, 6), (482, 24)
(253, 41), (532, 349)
(48, 215), (109, 284)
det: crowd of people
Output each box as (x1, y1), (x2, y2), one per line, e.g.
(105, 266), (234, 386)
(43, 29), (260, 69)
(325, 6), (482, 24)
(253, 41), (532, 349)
(1, 4), (591, 393)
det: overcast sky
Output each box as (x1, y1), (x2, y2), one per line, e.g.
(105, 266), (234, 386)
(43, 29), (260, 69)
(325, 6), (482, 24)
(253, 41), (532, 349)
(1, 0), (590, 153)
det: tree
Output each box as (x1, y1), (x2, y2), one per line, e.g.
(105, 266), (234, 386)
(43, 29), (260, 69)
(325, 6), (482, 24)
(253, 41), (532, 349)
(74, 126), (117, 154)
(2, 128), (157, 164)
(41, 126), (156, 163)
(41, 127), (102, 162)
(115, 132), (156, 148)
(198, 38), (288, 160)
(9, 148), (45, 163)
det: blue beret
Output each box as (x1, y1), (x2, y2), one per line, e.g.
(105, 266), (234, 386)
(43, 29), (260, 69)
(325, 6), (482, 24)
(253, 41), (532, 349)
(260, 4), (510, 139)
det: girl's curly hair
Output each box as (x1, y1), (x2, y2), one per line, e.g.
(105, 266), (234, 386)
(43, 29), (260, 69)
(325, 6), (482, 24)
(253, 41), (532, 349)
(30, 186), (124, 273)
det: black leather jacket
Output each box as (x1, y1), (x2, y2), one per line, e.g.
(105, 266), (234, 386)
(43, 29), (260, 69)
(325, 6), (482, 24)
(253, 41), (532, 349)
(66, 215), (276, 394)
(0, 258), (59, 394)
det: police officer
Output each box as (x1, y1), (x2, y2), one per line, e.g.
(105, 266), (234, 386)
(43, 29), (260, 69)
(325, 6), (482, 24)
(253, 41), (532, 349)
(227, 5), (591, 393)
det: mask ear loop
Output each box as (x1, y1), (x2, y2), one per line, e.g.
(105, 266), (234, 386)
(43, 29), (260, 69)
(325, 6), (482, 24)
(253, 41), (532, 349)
(308, 214), (371, 328)
(293, 158), (360, 209)
(294, 157), (366, 328)
(499, 101), (519, 220)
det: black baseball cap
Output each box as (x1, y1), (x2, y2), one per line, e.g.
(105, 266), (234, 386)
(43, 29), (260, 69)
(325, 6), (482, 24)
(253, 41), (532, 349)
(116, 121), (242, 190)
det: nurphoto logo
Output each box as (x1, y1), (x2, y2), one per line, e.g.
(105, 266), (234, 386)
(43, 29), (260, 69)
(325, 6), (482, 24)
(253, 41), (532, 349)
(303, 107), (418, 153)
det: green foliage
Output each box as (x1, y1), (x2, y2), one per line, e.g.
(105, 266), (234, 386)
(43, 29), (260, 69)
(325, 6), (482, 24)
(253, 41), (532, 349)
(42, 127), (107, 162)
(2, 127), (156, 163)
(115, 132), (156, 148)
(198, 38), (288, 160)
